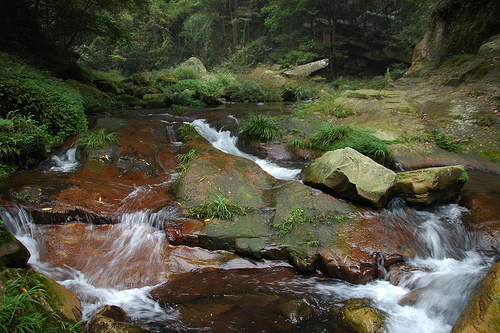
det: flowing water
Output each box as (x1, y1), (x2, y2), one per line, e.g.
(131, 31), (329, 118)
(0, 106), (497, 332)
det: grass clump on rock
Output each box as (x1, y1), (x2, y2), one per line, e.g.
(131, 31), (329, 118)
(187, 196), (246, 221)
(239, 114), (283, 142)
(74, 128), (119, 150)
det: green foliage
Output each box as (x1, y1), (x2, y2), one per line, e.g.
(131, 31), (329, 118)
(177, 123), (199, 142)
(458, 170), (469, 182)
(239, 114), (282, 142)
(0, 113), (49, 169)
(288, 138), (306, 149)
(0, 273), (82, 333)
(225, 75), (283, 103)
(308, 124), (393, 163)
(309, 124), (353, 151)
(0, 52), (88, 143)
(74, 128), (119, 150)
(432, 130), (463, 152)
(169, 66), (203, 81)
(176, 148), (197, 175)
(187, 196), (246, 221)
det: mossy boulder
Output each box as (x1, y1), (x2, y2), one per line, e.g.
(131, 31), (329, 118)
(451, 260), (500, 333)
(395, 165), (468, 206)
(132, 73), (151, 86)
(301, 147), (397, 208)
(334, 298), (386, 333)
(0, 224), (30, 268)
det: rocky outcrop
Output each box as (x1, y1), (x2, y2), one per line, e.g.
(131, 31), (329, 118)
(285, 59), (329, 77)
(170, 139), (410, 284)
(0, 224), (30, 268)
(421, 0), (500, 63)
(395, 165), (468, 206)
(451, 260), (500, 333)
(301, 147), (397, 208)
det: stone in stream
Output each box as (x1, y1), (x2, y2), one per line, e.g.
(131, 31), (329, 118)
(0, 224), (30, 268)
(301, 147), (397, 208)
(332, 298), (386, 333)
(394, 165), (468, 206)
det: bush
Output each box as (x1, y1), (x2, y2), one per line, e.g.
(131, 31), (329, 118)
(0, 52), (88, 143)
(225, 75), (282, 103)
(309, 124), (353, 150)
(0, 113), (49, 169)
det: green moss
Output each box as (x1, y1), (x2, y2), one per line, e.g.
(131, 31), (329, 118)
(480, 148), (500, 163)
(457, 170), (469, 182)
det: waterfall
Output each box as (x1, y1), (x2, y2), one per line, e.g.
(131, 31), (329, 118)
(49, 146), (80, 173)
(190, 119), (301, 181)
(315, 200), (493, 333)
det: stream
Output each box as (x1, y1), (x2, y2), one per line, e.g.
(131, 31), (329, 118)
(0, 104), (497, 332)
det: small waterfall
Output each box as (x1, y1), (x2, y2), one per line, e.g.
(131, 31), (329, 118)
(315, 201), (493, 333)
(0, 205), (176, 323)
(49, 146), (80, 172)
(165, 124), (183, 146)
(190, 119), (301, 180)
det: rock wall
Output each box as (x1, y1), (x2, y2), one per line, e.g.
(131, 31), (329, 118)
(420, 0), (500, 63)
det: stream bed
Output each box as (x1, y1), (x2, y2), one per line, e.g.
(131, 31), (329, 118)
(1, 104), (499, 333)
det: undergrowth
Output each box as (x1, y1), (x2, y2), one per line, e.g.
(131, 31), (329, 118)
(239, 114), (283, 142)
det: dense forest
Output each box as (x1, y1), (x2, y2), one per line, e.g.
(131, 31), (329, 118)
(0, 0), (437, 76)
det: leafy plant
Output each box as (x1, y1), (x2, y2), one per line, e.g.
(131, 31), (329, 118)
(74, 128), (119, 150)
(225, 75), (283, 103)
(177, 123), (200, 142)
(176, 148), (197, 175)
(239, 114), (282, 142)
(187, 196), (246, 221)
(0, 273), (82, 333)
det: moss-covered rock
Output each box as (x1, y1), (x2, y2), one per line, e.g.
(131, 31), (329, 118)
(88, 305), (144, 333)
(0, 223), (30, 268)
(451, 260), (500, 333)
(334, 298), (386, 333)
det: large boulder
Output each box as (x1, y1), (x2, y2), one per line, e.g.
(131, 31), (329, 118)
(181, 57), (207, 74)
(451, 260), (500, 333)
(301, 147), (397, 208)
(284, 59), (329, 78)
(395, 165), (468, 206)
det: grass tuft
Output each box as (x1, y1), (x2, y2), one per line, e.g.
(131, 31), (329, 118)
(187, 196), (246, 221)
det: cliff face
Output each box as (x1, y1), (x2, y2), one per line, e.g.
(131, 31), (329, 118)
(423, 0), (500, 62)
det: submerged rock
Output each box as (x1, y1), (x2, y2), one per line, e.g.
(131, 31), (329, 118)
(395, 165), (468, 206)
(89, 305), (144, 333)
(333, 298), (386, 333)
(301, 147), (397, 208)
(452, 260), (500, 333)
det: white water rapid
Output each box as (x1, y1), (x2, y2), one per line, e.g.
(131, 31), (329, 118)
(190, 119), (302, 180)
(48, 146), (80, 173)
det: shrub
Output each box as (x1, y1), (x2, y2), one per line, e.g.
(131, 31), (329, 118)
(0, 113), (49, 169)
(0, 52), (88, 143)
(225, 75), (282, 103)
(239, 114), (282, 142)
